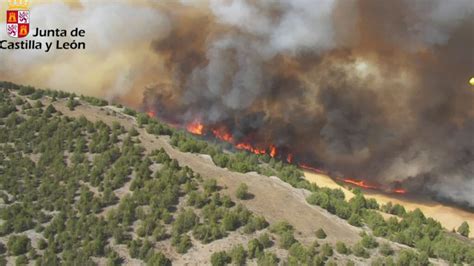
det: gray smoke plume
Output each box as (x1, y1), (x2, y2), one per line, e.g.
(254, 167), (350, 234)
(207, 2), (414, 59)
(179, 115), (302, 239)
(0, 0), (170, 104)
(144, 0), (474, 207)
(2, 0), (473, 207)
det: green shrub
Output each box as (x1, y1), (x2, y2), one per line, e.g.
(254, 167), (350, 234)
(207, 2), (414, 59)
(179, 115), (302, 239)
(258, 233), (273, 248)
(457, 221), (470, 237)
(270, 221), (294, 235)
(279, 231), (297, 249)
(211, 251), (230, 266)
(321, 243), (333, 258)
(146, 252), (171, 266)
(361, 233), (378, 249)
(379, 242), (393, 256)
(15, 254), (28, 265)
(235, 183), (250, 200)
(7, 235), (30, 256)
(247, 239), (263, 259)
(289, 242), (307, 262)
(352, 243), (369, 258)
(230, 244), (246, 266)
(257, 252), (279, 266)
(315, 228), (327, 239)
(335, 241), (349, 254)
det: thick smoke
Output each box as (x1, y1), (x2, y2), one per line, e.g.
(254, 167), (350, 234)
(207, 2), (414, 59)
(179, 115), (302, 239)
(0, 0), (170, 105)
(143, 0), (474, 207)
(1, 0), (473, 206)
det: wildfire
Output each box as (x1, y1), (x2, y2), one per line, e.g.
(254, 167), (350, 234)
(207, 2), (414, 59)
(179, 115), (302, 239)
(235, 142), (267, 155)
(299, 163), (325, 173)
(147, 110), (156, 118)
(392, 188), (407, 194)
(186, 119), (204, 135)
(342, 178), (379, 190)
(182, 119), (408, 195)
(270, 145), (277, 158)
(185, 120), (278, 156)
(212, 127), (233, 142)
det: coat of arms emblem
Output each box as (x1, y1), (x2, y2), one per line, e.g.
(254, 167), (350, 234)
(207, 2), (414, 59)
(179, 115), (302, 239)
(6, 0), (30, 38)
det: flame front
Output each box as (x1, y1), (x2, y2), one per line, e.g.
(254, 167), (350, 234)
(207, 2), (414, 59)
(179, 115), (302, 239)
(270, 145), (277, 158)
(183, 119), (408, 195)
(342, 178), (379, 190)
(147, 110), (156, 118)
(186, 119), (204, 135)
(392, 188), (407, 194)
(299, 163), (325, 173)
(235, 142), (267, 155)
(212, 127), (234, 142)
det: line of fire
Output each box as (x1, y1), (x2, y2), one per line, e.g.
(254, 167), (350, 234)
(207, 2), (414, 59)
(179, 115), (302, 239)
(147, 111), (406, 195)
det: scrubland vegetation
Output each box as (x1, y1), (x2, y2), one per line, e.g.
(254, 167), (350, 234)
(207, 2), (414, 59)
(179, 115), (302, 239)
(0, 81), (472, 265)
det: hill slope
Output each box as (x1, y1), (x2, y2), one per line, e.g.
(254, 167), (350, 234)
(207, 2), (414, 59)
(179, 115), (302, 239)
(0, 83), (473, 265)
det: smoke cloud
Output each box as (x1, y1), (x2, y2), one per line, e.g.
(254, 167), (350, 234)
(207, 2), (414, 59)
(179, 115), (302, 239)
(1, 0), (473, 206)
(143, 0), (474, 207)
(0, 0), (170, 104)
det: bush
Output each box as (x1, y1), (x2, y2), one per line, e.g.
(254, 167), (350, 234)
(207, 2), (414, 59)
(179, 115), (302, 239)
(123, 107), (137, 117)
(18, 86), (34, 95)
(258, 233), (273, 248)
(352, 243), (369, 258)
(397, 249), (429, 266)
(270, 221), (294, 235)
(172, 209), (198, 235)
(321, 243), (333, 258)
(315, 228), (327, 239)
(361, 233), (378, 249)
(335, 242), (349, 254)
(279, 231), (297, 249)
(107, 251), (123, 266)
(204, 179), (218, 194)
(15, 254), (28, 265)
(348, 213), (362, 227)
(146, 252), (171, 266)
(257, 252), (279, 266)
(247, 239), (263, 259)
(37, 238), (48, 250)
(289, 242), (307, 262)
(379, 242), (393, 256)
(457, 221), (470, 237)
(7, 235), (30, 255)
(230, 245), (246, 266)
(211, 251), (230, 266)
(235, 183), (250, 200)
(173, 234), (192, 254)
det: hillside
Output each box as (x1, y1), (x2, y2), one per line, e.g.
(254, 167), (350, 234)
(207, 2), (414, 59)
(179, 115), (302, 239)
(0, 82), (473, 265)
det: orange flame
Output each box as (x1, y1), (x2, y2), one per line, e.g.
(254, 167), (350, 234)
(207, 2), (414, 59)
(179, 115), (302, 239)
(236, 142), (267, 155)
(147, 110), (156, 118)
(299, 163), (325, 173)
(183, 119), (408, 195)
(342, 178), (378, 190)
(270, 145), (277, 158)
(186, 120), (204, 135)
(392, 188), (407, 194)
(212, 127), (234, 142)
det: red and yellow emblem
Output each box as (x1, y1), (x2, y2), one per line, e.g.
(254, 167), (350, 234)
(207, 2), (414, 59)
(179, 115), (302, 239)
(6, 0), (30, 38)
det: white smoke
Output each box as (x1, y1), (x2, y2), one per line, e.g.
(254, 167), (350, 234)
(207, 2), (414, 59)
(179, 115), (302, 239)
(210, 0), (340, 56)
(0, 0), (170, 100)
